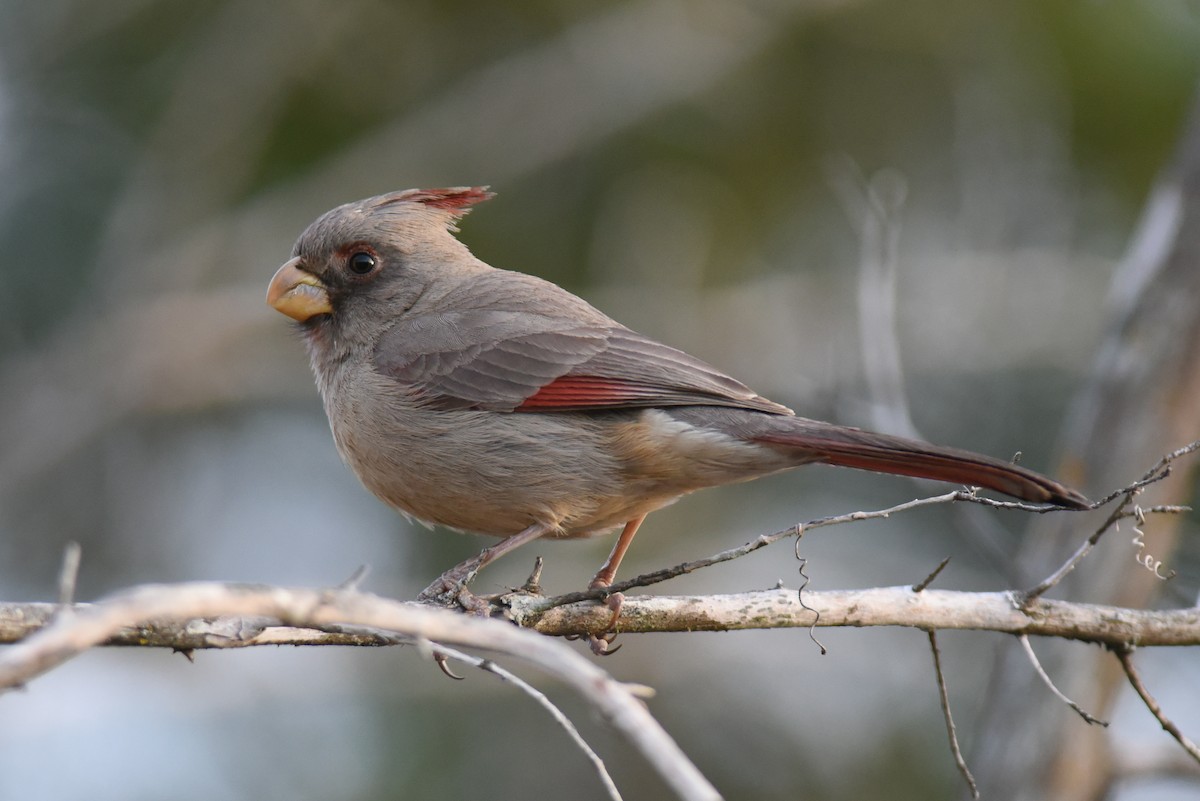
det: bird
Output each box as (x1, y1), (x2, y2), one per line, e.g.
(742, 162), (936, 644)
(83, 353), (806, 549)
(267, 186), (1088, 651)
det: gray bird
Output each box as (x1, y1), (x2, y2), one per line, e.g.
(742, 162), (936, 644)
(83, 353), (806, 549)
(267, 187), (1087, 650)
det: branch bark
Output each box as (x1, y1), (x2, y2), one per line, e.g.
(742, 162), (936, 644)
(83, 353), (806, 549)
(3, 586), (1198, 650)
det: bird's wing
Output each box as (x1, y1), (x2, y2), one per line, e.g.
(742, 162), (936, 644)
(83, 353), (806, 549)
(373, 309), (791, 414)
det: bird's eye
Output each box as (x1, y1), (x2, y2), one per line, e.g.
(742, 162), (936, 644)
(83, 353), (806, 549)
(347, 251), (377, 275)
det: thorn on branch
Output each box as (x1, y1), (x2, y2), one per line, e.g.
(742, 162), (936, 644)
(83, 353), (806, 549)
(338, 565), (371, 591)
(521, 557), (544, 594)
(912, 557), (952, 593)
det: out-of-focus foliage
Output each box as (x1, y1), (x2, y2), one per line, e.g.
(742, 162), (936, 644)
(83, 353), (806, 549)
(1, 2), (1198, 800)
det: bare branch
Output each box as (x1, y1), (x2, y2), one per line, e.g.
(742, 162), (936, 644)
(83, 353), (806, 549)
(1017, 634), (1107, 726)
(5, 587), (1200, 649)
(508, 589), (1200, 646)
(927, 631), (978, 798)
(0, 583), (720, 801)
(1113, 645), (1200, 766)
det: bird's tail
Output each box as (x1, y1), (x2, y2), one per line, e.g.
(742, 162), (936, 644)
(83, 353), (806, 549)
(756, 420), (1089, 509)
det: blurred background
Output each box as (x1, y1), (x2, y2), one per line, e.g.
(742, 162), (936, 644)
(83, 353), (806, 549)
(2, 1), (1199, 800)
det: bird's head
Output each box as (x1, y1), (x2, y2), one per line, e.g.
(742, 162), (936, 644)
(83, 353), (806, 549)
(266, 187), (494, 344)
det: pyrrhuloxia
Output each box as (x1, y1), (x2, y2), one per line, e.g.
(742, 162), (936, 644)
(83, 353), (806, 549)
(267, 187), (1087, 643)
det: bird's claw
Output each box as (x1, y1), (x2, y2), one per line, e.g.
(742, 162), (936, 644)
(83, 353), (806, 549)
(586, 590), (625, 656)
(433, 650), (465, 680)
(417, 563), (480, 606)
(589, 631), (622, 655)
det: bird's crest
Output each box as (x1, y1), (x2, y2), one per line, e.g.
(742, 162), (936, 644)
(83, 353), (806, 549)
(378, 186), (495, 219)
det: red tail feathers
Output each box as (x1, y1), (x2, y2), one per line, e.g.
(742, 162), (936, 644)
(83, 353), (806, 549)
(757, 423), (1088, 509)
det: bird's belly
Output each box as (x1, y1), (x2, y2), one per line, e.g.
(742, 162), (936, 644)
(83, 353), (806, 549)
(328, 390), (789, 539)
(330, 401), (651, 536)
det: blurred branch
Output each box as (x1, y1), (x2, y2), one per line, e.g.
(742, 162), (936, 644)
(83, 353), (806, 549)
(974, 83), (1200, 801)
(0, 583), (719, 801)
(0, 285), (285, 494)
(830, 155), (1047, 587)
(825, 155), (919, 440)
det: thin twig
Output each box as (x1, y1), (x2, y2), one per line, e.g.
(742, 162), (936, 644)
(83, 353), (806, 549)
(1017, 634), (1107, 726)
(927, 630), (978, 798)
(1113, 644), (1200, 765)
(952, 492), (1083, 513)
(539, 442), (1196, 613)
(542, 492), (966, 608)
(912, 557), (952, 593)
(1017, 445), (1200, 602)
(1020, 499), (1133, 603)
(1021, 493), (1191, 603)
(1095, 440), (1200, 507)
(433, 644), (623, 801)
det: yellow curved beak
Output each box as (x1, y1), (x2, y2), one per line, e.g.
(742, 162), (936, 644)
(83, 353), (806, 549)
(267, 257), (332, 322)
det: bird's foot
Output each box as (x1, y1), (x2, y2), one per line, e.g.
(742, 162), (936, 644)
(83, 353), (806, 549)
(586, 584), (625, 656)
(416, 560), (487, 612)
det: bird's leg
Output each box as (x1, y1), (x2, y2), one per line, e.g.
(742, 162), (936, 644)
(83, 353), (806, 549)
(417, 522), (552, 610)
(586, 515), (645, 655)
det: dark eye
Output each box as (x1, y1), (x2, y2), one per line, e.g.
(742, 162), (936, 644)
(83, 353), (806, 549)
(347, 251), (377, 275)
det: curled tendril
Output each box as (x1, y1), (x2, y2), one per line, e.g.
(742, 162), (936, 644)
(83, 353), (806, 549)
(1130, 506), (1177, 581)
(793, 524), (827, 655)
